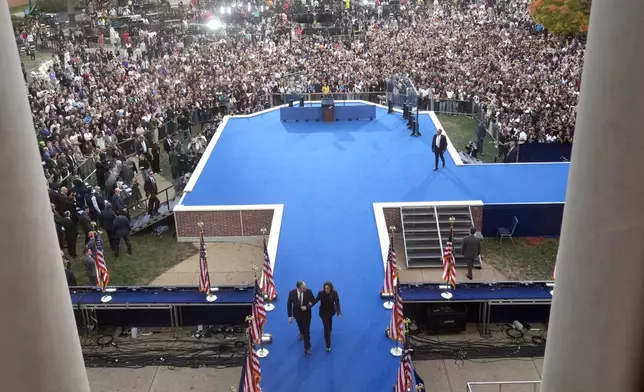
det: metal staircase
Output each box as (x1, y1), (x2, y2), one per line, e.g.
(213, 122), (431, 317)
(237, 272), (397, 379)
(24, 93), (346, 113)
(402, 205), (482, 268)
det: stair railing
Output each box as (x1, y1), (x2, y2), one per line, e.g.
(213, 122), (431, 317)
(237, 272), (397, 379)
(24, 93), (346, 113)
(400, 207), (410, 267)
(126, 184), (176, 219)
(467, 381), (540, 392)
(433, 205), (444, 257)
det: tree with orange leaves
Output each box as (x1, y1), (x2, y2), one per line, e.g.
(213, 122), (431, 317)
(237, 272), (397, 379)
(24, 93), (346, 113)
(529, 0), (591, 35)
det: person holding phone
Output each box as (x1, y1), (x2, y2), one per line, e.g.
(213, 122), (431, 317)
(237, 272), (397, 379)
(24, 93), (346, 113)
(312, 281), (342, 352)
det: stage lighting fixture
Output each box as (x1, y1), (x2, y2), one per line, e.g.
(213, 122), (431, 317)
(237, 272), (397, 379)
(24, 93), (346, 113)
(261, 333), (273, 344)
(207, 19), (223, 30)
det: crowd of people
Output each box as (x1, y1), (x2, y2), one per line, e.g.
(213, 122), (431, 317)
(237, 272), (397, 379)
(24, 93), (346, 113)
(24, 0), (583, 273)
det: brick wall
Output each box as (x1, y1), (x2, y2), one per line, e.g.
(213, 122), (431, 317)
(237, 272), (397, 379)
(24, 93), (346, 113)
(383, 207), (402, 233)
(471, 206), (483, 233)
(176, 210), (273, 238)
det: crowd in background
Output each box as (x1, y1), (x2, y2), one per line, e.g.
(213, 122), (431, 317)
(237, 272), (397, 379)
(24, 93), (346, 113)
(24, 0), (583, 264)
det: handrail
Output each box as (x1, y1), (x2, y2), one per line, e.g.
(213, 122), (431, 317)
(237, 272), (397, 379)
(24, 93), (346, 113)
(434, 205), (444, 258)
(400, 207), (409, 268)
(466, 381), (541, 392)
(127, 183), (176, 219)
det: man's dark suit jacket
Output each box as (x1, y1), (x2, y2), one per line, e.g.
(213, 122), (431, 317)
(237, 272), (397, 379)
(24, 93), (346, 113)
(113, 215), (132, 239)
(100, 207), (117, 231)
(461, 234), (481, 259)
(287, 288), (315, 321)
(61, 217), (77, 239)
(79, 214), (92, 234)
(504, 146), (518, 163)
(432, 134), (448, 153)
(111, 193), (126, 214)
(144, 178), (158, 197)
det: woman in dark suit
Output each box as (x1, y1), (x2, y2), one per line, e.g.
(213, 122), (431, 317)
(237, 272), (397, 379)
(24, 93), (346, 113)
(313, 281), (342, 352)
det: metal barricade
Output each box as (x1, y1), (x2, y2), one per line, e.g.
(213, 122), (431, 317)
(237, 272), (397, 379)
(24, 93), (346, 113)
(273, 91), (386, 106)
(466, 381), (541, 392)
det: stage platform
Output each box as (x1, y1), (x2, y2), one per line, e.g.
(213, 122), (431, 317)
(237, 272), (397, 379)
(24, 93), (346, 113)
(280, 102), (376, 122)
(171, 102), (568, 392)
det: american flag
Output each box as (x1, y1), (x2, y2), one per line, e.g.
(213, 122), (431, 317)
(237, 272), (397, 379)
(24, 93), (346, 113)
(441, 222), (457, 289)
(198, 227), (211, 294)
(382, 236), (398, 294)
(394, 344), (413, 392)
(250, 279), (267, 344)
(93, 233), (109, 291)
(242, 328), (262, 392)
(261, 236), (277, 301)
(388, 285), (404, 341)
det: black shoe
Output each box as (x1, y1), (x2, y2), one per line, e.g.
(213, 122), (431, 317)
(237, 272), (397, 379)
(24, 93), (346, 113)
(326, 348), (331, 352)
(433, 167), (438, 171)
(298, 334), (303, 341)
(305, 349), (311, 356)
(442, 163), (445, 168)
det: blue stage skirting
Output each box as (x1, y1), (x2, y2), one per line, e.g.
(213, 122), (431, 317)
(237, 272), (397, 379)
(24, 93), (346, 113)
(482, 203), (564, 237)
(70, 286), (254, 328)
(401, 283), (552, 302)
(70, 286), (253, 305)
(280, 104), (376, 122)
(518, 142), (572, 163)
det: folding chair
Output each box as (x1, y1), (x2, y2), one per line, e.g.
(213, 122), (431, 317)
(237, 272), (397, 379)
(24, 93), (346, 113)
(497, 216), (519, 243)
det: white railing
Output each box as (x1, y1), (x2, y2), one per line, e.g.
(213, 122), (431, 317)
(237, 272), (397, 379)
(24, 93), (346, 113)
(467, 381), (541, 392)
(433, 206), (444, 257)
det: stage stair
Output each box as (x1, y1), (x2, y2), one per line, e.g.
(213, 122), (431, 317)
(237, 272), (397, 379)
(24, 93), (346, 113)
(402, 205), (481, 268)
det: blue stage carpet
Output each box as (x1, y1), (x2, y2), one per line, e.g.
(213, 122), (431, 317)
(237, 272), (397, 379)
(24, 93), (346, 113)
(181, 107), (569, 392)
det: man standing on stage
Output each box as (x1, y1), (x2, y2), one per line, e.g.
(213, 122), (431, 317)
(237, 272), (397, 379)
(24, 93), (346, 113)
(432, 128), (448, 171)
(287, 281), (315, 355)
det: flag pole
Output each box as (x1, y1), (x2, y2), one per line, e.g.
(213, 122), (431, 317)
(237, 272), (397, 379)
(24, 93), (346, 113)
(252, 267), (270, 358)
(261, 227), (275, 312)
(92, 222), (112, 304)
(440, 217), (456, 300)
(199, 222), (217, 302)
(383, 225), (396, 309)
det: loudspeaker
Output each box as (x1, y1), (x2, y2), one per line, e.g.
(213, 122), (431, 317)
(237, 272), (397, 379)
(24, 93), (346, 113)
(403, 104), (409, 119)
(289, 99), (293, 108)
(388, 100), (393, 114)
(299, 97), (304, 107)
(425, 304), (466, 334)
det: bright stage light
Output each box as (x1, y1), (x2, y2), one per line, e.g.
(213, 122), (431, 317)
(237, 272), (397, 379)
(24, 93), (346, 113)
(207, 19), (223, 30)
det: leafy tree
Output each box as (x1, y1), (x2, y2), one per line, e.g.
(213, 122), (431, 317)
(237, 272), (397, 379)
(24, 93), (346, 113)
(529, 0), (591, 35)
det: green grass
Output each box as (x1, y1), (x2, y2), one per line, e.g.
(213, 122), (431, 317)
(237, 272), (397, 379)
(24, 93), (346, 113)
(436, 114), (498, 163)
(68, 231), (197, 286)
(483, 237), (558, 280)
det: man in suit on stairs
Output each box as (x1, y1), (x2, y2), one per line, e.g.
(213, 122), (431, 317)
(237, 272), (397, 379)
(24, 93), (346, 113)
(287, 281), (315, 355)
(461, 227), (481, 280)
(432, 128), (448, 171)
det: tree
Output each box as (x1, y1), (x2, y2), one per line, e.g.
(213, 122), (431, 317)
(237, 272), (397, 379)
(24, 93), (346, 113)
(529, 0), (591, 35)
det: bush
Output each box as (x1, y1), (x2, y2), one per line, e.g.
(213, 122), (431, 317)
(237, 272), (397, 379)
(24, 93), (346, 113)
(529, 0), (591, 35)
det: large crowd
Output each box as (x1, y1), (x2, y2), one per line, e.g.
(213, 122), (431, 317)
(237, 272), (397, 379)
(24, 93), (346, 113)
(23, 0), (582, 268)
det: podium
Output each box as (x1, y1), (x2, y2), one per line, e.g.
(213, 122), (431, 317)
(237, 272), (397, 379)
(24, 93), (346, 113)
(321, 98), (334, 122)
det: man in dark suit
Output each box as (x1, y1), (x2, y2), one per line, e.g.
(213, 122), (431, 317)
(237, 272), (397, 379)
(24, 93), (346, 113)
(78, 207), (93, 245)
(61, 211), (78, 257)
(99, 202), (117, 251)
(432, 128), (448, 171)
(461, 227), (482, 280)
(111, 188), (129, 220)
(504, 140), (518, 163)
(144, 170), (160, 215)
(113, 214), (133, 257)
(287, 281), (316, 355)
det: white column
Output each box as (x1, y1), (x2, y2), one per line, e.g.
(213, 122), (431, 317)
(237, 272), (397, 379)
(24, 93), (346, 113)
(541, 1), (644, 392)
(0, 2), (89, 392)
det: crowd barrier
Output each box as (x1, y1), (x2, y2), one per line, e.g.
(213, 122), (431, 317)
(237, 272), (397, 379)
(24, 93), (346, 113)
(518, 142), (572, 163)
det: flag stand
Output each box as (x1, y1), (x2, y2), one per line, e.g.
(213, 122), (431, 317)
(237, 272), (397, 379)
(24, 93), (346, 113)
(383, 226), (397, 309)
(205, 289), (218, 302)
(256, 336), (269, 358)
(91, 226), (112, 304)
(440, 217), (456, 300)
(261, 228), (276, 312)
(390, 319), (410, 357)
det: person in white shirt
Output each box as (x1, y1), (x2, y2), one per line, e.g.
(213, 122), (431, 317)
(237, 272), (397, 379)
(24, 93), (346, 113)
(518, 130), (528, 144)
